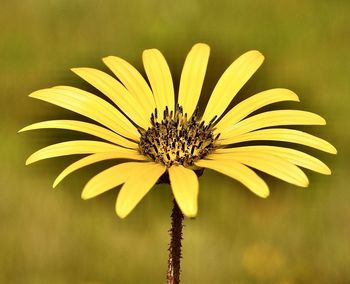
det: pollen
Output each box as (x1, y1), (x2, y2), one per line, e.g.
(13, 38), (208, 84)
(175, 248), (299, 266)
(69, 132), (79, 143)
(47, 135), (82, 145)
(139, 104), (220, 167)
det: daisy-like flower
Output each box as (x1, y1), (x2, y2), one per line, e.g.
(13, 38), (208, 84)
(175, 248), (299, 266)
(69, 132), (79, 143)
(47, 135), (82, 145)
(20, 43), (336, 218)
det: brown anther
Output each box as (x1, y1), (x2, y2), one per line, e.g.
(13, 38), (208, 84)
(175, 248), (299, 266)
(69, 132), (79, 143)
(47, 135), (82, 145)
(139, 104), (220, 167)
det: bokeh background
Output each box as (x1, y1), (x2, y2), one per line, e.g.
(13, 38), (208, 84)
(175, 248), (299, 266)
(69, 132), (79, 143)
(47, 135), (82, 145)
(1, 0), (349, 283)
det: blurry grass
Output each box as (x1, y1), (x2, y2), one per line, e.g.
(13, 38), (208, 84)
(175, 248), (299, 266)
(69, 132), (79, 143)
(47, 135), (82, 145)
(1, 0), (350, 283)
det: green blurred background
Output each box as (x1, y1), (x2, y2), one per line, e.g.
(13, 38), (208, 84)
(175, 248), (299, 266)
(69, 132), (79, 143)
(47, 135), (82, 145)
(1, 0), (349, 283)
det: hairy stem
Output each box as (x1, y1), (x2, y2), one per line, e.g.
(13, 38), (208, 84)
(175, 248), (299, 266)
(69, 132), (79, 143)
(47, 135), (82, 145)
(166, 199), (184, 284)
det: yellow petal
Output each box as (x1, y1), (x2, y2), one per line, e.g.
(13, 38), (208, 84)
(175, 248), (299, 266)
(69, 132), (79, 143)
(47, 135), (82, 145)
(81, 162), (146, 200)
(19, 120), (138, 149)
(195, 159), (269, 198)
(142, 49), (175, 113)
(71, 68), (150, 129)
(168, 165), (199, 217)
(215, 88), (299, 132)
(178, 43), (210, 118)
(220, 110), (326, 139)
(30, 86), (139, 140)
(102, 56), (156, 116)
(219, 128), (337, 154)
(54, 151), (147, 188)
(214, 146), (331, 175)
(208, 152), (309, 187)
(116, 162), (166, 218)
(26, 140), (134, 165)
(202, 50), (264, 123)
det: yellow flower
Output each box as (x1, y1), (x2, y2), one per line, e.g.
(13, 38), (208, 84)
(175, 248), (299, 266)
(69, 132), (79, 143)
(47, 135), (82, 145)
(20, 43), (336, 218)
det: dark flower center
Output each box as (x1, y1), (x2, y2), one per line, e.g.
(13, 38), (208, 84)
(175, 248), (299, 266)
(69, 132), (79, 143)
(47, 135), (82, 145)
(139, 104), (220, 167)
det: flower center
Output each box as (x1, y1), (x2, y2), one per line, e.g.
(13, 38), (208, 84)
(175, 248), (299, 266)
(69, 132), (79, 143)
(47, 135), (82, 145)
(139, 104), (220, 167)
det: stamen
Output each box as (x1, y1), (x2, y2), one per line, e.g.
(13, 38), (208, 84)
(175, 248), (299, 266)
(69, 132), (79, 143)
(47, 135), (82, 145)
(139, 104), (220, 167)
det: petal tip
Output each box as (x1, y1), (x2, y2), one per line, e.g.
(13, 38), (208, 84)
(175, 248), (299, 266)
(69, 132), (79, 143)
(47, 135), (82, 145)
(101, 57), (110, 64)
(70, 67), (80, 73)
(117, 214), (127, 219)
(193, 43), (210, 50)
(142, 48), (158, 55)
(28, 90), (41, 98)
(71, 67), (91, 74)
(81, 192), (89, 200)
(52, 179), (60, 189)
(81, 188), (94, 200)
(116, 206), (128, 219)
(25, 157), (34, 165)
(247, 50), (265, 61)
(255, 185), (270, 198)
(28, 88), (52, 98)
(301, 181), (310, 188)
(180, 204), (198, 218)
(330, 146), (337, 155)
(18, 127), (27, 133)
(102, 56), (117, 63)
(184, 211), (197, 218)
(284, 89), (300, 101)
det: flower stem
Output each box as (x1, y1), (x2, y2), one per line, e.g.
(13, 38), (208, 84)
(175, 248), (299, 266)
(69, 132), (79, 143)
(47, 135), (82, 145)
(166, 199), (184, 284)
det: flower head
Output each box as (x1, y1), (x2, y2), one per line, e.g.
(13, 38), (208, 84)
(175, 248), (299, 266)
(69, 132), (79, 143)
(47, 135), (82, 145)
(20, 43), (336, 218)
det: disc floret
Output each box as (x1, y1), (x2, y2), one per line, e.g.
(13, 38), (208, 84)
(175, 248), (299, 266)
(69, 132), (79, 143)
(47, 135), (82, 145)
(139, 104), (220, 167)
